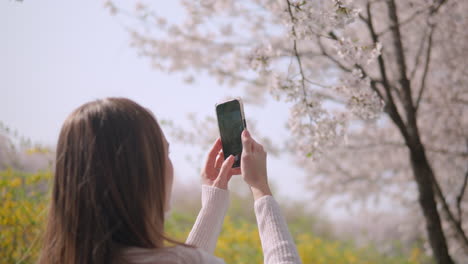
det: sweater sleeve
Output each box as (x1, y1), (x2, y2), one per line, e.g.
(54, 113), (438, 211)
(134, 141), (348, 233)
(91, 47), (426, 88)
(254, 195), (302, 264)
(186, 185), (230, 254)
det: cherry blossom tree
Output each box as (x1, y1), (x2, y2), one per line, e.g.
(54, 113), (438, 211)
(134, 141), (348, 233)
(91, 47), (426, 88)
(105, 0), (467, 262)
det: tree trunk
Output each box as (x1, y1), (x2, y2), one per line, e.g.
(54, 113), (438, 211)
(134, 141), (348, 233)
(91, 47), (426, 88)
(408, 140), (454, 264)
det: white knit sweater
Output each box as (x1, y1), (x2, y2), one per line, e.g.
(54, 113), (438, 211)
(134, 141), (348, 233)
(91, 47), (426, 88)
(123, 185), (301, 264)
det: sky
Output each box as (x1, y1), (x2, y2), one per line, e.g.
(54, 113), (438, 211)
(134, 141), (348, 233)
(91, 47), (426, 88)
(0, 0), (311, 203)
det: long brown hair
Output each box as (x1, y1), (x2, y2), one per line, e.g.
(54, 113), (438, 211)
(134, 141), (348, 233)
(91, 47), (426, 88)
(39, 97), (174, 264)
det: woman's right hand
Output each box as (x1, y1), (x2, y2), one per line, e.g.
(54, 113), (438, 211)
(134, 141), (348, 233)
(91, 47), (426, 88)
(240, 130), (272, 200)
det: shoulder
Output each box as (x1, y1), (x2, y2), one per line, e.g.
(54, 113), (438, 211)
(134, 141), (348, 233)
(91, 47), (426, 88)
(122, 245), (225, 264)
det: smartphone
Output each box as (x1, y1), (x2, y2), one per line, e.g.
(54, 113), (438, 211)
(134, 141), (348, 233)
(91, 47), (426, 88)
(215, 99), (247, 168)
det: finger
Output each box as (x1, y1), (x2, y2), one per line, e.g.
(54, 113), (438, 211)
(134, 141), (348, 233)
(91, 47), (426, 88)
(206, 138), (222, 168)
(255, 142), (264, 153)
(214, 150), (224, 169)
(242, 129), (253, 153)
(247, 131), (261, 152)
(218, 155), (235, 181)
(226, 172), (234, 182)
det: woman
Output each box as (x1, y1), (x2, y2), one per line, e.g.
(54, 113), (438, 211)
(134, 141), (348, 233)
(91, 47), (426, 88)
(38, 97), (301, 264)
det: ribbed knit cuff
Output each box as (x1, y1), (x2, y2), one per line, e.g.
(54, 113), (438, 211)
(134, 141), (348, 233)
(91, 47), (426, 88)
(201, 185), (230, 211)
(254, 194), (274, 207)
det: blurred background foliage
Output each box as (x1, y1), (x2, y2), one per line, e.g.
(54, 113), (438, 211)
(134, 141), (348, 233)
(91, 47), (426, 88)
(0, 124), (433, 263)
(0, 168), (433, 263)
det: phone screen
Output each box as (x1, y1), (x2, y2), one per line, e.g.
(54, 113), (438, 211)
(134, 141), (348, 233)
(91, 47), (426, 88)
(216, 100), (246, 168)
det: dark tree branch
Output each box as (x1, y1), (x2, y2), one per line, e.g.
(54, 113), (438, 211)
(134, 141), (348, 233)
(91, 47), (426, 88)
(431, 171), (468, 253)
(286, 0), (308, 103)
(365, 2), (410, 142)
(454, 98), (468, 105)
(317, 36), (353, 73)
(285, 2), (353, 106)
(457, 167), (468, 224)
(410, 29), (428, 80)
(377, 0), (448, 36)
(369, 81), (384, 100)
(426, 147), (468, 158)
(358, 13), (369, 25)
(386, 0), (465, 259)
(387, 0), (414, 118)
(431, 0), (448, 14)
(316, 32), (384, 101)
(377, 6), (428, 36)
(415, 24), (435, 113)
(285, 0), (319, 127)
(414, 0), (447, 112)
(456, 140), (468, 224)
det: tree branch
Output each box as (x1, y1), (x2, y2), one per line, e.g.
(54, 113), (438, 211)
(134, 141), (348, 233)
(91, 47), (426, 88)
(387, 0), (414, 120)
(377, 6), (429, 36)
(322, 153), (364, 185)
(342, 141), (405, 150)
(214, 69), (262, 86)
(369, 80), (384, 101)
(409, 29), (428, 80)
(414, 0), (446, 113)
(456, 140), (468, 224)
(366, 2), (410, 142)
(317, 36), (353, 73)
(377, 0), (448, 36)
(431, 172), (468, 253)
(457, 167), (468, 224)
(431, 0), (448, 14)
(415, 24), (435, 113)
(425, 146), (468, 158)
(316, 33), (384, 101)
(285, 0), (321, 127)
(286, 0), (308, 103)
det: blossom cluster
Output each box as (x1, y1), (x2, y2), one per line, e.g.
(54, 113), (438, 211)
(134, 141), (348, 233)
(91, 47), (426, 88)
(334, 69), (383, 120)
(104, 0), (383, 158)
(283, 0), (361, 39)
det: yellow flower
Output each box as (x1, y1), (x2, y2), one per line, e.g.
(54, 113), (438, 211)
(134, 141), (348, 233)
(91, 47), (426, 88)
(9, 177), (22, 188)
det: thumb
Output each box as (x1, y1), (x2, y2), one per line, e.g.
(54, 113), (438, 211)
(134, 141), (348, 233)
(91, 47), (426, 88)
(242, 129), (252, 153)
(214, 155), (235, 188)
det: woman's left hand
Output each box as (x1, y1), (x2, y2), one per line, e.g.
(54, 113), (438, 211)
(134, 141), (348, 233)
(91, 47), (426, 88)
(201, 138), (241, 190)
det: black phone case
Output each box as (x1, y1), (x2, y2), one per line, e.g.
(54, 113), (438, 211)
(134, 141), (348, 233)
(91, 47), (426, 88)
(215, 99), (246, 168)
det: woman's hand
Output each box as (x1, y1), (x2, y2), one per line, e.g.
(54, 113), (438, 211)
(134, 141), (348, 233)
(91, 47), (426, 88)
(201, 138), (241, 190)
(240, 130), (272, 200)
